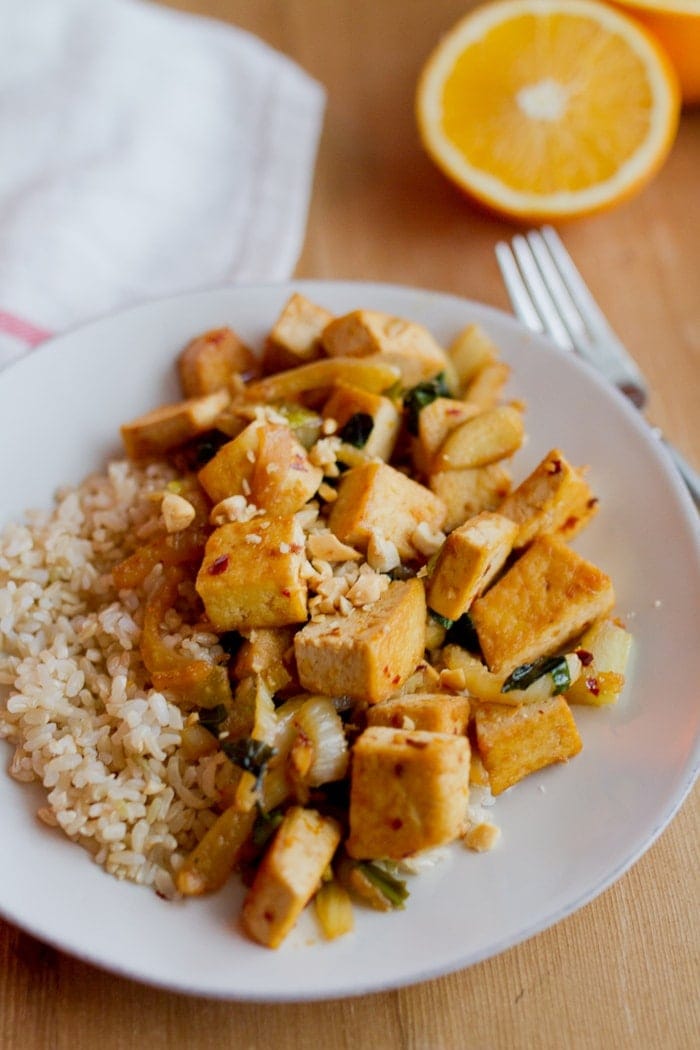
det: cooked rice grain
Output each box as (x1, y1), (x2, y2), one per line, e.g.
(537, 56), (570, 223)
(0, 460), (225, 897)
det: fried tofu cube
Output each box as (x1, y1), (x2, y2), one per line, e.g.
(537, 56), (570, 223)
(411, 397), (481, 476)
(198, 421), (322, 513)
(498, 448), (599, 547)
(262, 293), (334, 374)
(323, 381), (400, 461)
(429, 463), (512, 532)
(322, 310), (451, 388)
(196, 516), (307, 631)
(120, 389), (230, 460)
(328, 461), (446, 561)
(470, 534), (615, 675)
(426, 512), (518, 621)
(178, 327), (257, 397)
(294, 579), (426, 703)
(366, 693), (471, 734)
(433, 405), (525, 471)
(473, 696), (582, 795)
(346, 727), (470, 859)
(447, 323), (500, 391)
(242, 807), (341, 948)
(251, 425), (323, 514)
(197, 421), (261, 504)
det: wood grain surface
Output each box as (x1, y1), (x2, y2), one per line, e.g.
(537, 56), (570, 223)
(1, 3), (698, 1048)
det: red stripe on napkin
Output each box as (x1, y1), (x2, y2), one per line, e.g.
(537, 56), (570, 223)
(0, 311), (53, 347)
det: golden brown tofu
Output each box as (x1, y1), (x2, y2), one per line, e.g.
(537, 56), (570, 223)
(346, 727), (470, 859)
(433, 405), (525, 471)
(429, 463), (512, 532)
(328, 461), (446, 561)
(197, 421), (261, 504)
(366, 693), (471, 734)
(262, 293), (334, 374)
(426, 512), (518, 621)
(178, 327), (257, 397)
(196, 516), (308, 631)
(250, 425), (323, 514)
(323, 381), (400, 461)
(241, 807), (341, 949)
(120, 389), (229, 460)
(470, 534), (615, 675)
(321, 310), (451, 388)
(473, 696), (582, 795)
(294, 579), (426, 703)
(498, 448), (599, 547)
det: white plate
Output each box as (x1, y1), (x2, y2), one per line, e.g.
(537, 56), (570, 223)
(1, 281), (698, 1001)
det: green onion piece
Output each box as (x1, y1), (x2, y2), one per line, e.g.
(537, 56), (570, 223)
(388, 564), (416, 581)
(403, 372), (452, 436)
(252, 807), (285, 848)
(338, 412), (374, 448)
(429, 609), (454, 631)
(501, 655), (571, 695)
(358, 862), (409, 909)
(196, 703), (229, 737)
(445, 613), (480, 654)
(221, 738), (276, 791)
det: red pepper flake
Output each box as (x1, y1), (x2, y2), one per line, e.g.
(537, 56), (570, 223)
(547, 458), (563, 474)
(562, 515), (579, 532)
(587, 498), (599, 509)
(281, 588), (291, 597)
(208, 555), (229, 575)
(391, 674), (400, 685)
(290, 544), (304, 554)
(389, 817), (403, 830)
(383, 665), (391, 677)
(576, 649), (594, 667)
(586, 676), (600, 696)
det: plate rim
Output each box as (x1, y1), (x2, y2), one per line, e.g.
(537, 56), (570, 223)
(1, 278), (698, 1001)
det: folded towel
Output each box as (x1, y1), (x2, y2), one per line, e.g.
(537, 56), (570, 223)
(0, 0), (325, 367)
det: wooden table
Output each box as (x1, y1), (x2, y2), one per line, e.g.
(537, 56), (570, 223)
(2, 2), (698, 1047)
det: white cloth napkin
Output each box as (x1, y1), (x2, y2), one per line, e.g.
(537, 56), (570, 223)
(0, 0), (325, 367)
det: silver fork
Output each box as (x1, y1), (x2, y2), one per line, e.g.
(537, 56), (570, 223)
(496, 226), (700, 511)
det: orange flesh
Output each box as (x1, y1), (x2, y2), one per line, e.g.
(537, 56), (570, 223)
(440, 14), (654, 193)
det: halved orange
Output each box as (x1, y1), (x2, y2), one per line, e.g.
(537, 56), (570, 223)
(416, 0), (681, 221)
(607, 0), (700, 104)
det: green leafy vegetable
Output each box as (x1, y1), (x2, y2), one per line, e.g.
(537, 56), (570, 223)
(358, 861), (409, 909)
(446, 613), (480, 653)
(221, 737), (277, 791)
(403, 372), (452, 436)
(501, 655), (571, 695)
(338, 412), (374, 448)
(252, 807), (285, 848)
(196, 704), (229, 737)
(428, 610), (481, 652)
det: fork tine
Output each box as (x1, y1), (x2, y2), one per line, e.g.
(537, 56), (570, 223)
(525, 230), (590, 345)
(494, 241), (545, 335)
(540, 226), (622, 343)
(509, 235), (575, 351)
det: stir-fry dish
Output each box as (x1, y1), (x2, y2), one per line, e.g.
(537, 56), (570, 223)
(0, 295), (633, 947)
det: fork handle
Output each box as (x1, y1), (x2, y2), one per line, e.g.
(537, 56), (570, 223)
(656, 430), (700, 510)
